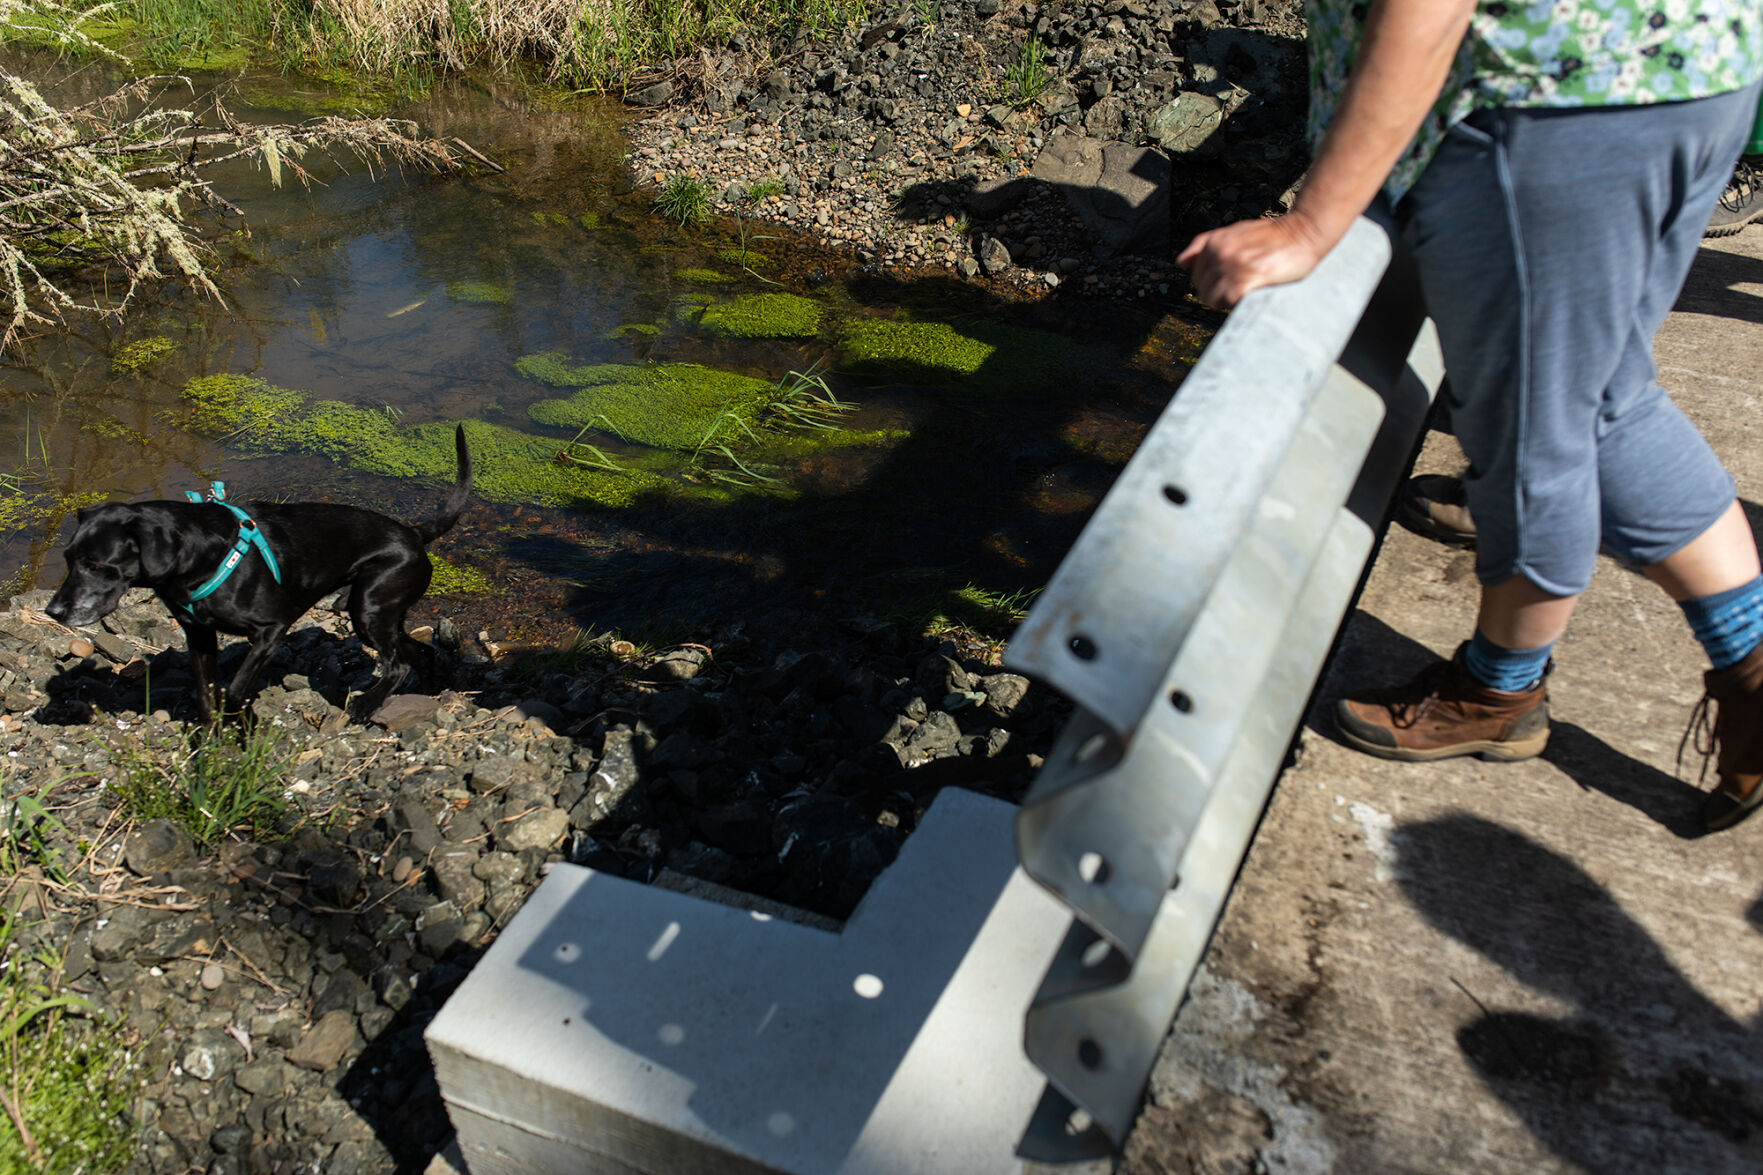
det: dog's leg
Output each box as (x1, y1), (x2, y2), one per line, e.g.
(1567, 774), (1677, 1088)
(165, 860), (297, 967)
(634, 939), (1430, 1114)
(222, 622), (291, 718)
(180, 621), (222, 723)
(348, 553), (431, 719)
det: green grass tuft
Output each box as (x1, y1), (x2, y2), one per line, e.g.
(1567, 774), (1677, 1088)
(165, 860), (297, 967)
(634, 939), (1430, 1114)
(654, 174), (712, 228)
(0, 910), (142, 1173)
(114, 717), (293, 848)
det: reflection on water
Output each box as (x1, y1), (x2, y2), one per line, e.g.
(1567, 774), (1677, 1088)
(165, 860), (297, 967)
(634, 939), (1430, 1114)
(0, 58), (1210, 646)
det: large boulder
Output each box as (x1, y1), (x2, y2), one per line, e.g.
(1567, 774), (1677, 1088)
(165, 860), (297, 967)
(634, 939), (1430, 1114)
(1030, 133), (1171, 256)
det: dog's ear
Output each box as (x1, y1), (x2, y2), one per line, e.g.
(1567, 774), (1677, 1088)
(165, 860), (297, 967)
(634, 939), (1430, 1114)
(133, 519), (180, 582)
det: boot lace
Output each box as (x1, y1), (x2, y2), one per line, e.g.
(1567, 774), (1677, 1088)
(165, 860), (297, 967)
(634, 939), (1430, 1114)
(1675, 692), (1716, 785)
(1719, 162), (1761, 214)
(1377, 660), (1455, 729)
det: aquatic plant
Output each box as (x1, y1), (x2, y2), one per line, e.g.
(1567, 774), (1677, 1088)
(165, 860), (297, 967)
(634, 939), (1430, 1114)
(579, 211), (602, 229)
(82, 414), (151, 446)
(765, 364), (855, 430)
(654, 174), (712, 228)
(678, 268), (732, 284)
(110, 334), (176, 374)
(522, 358), (775, 451)
(682, 292), (822, 340)
(177, 374), (670, 509)
(427, 551), (491, 594)
(837, 319), (1076, 392)
(719, 245), (776, 271)
(686, 411), (784, 489)
(602, 322), (660, 340)
(445, 280), (513, 305)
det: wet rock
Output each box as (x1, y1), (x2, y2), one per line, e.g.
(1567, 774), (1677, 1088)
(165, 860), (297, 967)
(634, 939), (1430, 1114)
(124, 818), (195, 876)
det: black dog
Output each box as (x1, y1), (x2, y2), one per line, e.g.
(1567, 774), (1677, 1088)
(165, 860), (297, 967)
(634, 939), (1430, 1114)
(45, 425), (472, 722)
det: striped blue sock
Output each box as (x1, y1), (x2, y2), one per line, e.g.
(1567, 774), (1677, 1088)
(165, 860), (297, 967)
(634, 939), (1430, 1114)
(1679, 575), (1763, 670)
(1462, 629), (1553, 692)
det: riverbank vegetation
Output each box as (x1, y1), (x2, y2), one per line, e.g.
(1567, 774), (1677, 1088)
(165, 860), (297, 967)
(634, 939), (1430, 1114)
(0, 0), (476, 350)
(24, 0), (871, 88)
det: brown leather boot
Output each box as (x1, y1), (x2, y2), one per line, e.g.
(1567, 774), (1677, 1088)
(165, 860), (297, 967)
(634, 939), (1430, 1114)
(1335, 645), (1549, 762)
(1395, 475), (1477, 549)
(1691, 643), (1763, 832)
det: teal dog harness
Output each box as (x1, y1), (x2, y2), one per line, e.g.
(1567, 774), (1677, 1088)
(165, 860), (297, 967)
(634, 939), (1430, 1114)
(183, 482), (282, 607)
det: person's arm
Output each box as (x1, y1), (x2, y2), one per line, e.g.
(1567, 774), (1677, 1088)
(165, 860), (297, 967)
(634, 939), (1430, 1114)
(1178, 0), (1476, 308)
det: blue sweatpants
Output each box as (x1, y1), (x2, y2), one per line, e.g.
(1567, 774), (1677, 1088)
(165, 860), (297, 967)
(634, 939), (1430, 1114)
(1397, 82), (1762, 597)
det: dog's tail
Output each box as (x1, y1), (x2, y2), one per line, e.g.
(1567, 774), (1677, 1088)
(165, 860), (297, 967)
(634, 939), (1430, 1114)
(415, 424), (473, 544)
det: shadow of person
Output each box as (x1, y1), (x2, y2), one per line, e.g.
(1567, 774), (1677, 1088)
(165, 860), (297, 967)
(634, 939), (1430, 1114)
(1395, 816), (1763, 1169)
(1541, 720), (1708, 840)
(1307, 614), (1712, 836)
(1676, 244), (1763, 327)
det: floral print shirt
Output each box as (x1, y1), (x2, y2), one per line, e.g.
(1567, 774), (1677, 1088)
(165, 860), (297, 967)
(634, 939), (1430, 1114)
(1307, 0), (1763, 200)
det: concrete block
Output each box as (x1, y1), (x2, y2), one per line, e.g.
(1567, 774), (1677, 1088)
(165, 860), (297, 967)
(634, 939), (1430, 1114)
(425, 788), (1070, 1174)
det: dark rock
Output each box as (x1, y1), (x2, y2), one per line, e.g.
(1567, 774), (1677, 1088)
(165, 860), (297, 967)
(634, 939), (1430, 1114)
(628, 81), (675, 107)
(286, 1010), (360, 1072)
(371, 694), (443, 732)
(394, 797), (443, 856)
(978, 235), (1013, 274)
(124, 819), (195, 876)
(981, 672), (1032, 719)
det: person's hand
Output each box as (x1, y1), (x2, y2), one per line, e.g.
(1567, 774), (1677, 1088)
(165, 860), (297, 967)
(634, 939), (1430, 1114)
(1176, 212), (1331, 310)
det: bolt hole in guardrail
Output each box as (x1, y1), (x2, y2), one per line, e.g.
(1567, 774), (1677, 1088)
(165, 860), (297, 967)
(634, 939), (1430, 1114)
(1162, 484), (1188, 506)
(1077, 1039), (1104, 1070)
(1068, 634), (1099, 661)
(1081, 939), (1112, 967)
(1168, 689), (1193, 713)
(1077, 851), (1110, 885)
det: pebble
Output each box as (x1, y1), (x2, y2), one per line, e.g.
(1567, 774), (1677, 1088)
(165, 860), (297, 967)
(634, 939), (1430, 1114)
(201, 961), (226, 990)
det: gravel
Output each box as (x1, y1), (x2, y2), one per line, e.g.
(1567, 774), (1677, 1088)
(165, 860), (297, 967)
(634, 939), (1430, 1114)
(0, 585), (1062, 1172)
(623, 0), (1309, 301)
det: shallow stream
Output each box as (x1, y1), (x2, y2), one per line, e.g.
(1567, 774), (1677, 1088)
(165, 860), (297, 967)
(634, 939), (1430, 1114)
(0, 59), (1210, 649)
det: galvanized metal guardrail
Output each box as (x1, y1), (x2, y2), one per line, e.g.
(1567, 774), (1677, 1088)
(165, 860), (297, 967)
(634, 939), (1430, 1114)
(1004, 213), (1446, 1159)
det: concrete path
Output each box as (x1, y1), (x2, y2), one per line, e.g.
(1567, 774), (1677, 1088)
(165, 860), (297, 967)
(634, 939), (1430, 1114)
(1120, 230), (1763, 1174)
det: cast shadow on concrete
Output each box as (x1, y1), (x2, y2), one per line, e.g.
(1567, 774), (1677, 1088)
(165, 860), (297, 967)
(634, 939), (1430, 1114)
(1394, 815), (1763, 1168)
(1310, 614), (1710, 837)
(1676, 243), (1763, 327)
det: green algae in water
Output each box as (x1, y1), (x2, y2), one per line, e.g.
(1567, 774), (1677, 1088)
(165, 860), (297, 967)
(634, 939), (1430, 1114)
(603, 323), (661, 340)
(84, 415), (150, 447)
(178, 375), (669, 509)
(718, 246), (775, 270)
(680, 293), (823, 340)
(678, 268), (732, 284)
(111, 336), (177, 375)
(837, 320), (1076, 392)
(446, 281), (513, 305)
(520, 357), (775, 451)
(427, 552), (491, 594)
